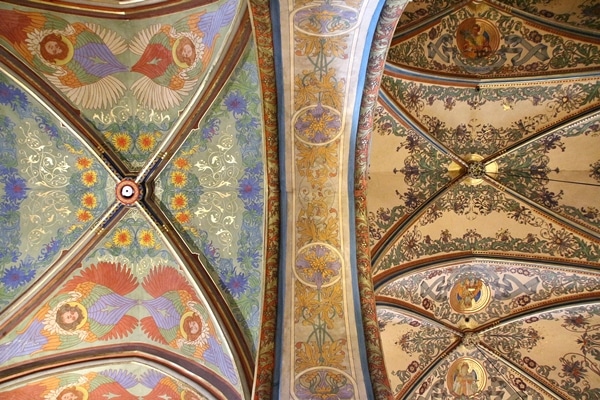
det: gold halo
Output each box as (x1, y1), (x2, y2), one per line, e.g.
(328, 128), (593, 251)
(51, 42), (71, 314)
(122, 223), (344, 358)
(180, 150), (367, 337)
(66, 301), (88, 330)
(75, 386), (89, 400)
(54, 35), (74, 66)
(172, 37), (192, 69)
(179, 311), (196, 340)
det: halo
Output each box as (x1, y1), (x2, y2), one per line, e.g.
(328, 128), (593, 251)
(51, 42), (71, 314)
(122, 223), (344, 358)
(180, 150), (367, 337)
(54, 35), (74, 66)
(179, 311), (196, 340)
(66, 301), (88, 329)
(172, 37), (192, 69)
(75, 386), (89, 400)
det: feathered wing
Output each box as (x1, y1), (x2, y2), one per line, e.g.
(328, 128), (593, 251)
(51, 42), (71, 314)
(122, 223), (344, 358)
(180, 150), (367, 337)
(0, 9), (48, 62)
(130, 24), (198, 111)
(63, 262), (138, 340)
(141, 266), (199, 345)
(186, 0), (237, 65)
(46, 23), (127, 109)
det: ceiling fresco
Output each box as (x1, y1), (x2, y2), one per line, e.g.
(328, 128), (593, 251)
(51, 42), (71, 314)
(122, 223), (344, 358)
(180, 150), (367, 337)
(0, 0), (263, 398)
(371, 0), (600, 398)
(0, 0), (599, 398)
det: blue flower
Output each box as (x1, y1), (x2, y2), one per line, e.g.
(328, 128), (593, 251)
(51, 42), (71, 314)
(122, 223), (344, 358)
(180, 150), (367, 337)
(0, 82), (27, 112)
(4, 174), (28, 203)
(238, 175), (261, 202)
(1, 265), (35, 290)
(224, 91), (247, 116)
(225, 271), (248, 298)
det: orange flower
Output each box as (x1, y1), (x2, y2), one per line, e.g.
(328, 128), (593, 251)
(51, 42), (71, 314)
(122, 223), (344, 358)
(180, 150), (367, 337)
(81, 192), (97, 209)
(137, 133), (156, 152)
(138, 229), (155, 248)
(175, 211), (191, 224)
(113, 133), (132, 152)
(76, 157), (92, 170)
(171, 193), (188, 210)
(174, 157), (191, 170)
(76, 209), (93, 222)
(112, 228), (132, 247)
(82, 170), (97, 187)
(170, 171), (187, 188)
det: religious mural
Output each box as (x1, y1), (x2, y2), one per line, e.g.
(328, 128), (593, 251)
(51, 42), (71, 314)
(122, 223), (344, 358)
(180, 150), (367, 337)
(0, 363), (211, 399)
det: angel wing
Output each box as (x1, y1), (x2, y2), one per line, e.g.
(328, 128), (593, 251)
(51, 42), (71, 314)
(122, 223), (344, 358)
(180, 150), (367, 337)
(183, 0), (237, 65)
(140, 265), (199, 345)
(130, 24), (202, 111)
(62, 262), (138, 340)
(0, 10), (127, 109)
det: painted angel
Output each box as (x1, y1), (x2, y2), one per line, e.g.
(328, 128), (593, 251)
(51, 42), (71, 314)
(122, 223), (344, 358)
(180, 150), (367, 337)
(0, 262), (138, 364)
(141, 265), (239, 384)
(140, 265), (212, 356)
(129, 0), (237, 110)
(0, 370), (137, 400)
(0, 9), (127, 109)
(141, 370), (208, 400)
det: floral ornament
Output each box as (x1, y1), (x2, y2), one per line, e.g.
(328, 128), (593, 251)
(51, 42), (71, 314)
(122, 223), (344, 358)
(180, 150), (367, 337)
(294, 104), (342, 144)
(295, 244), (341, 289)
(294, 369), (354, 400)
(540, 226), (579, 257)
(590, 160), (600, 182)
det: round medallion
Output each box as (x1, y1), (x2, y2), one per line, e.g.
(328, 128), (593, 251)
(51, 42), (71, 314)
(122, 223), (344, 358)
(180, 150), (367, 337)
(294, 243), (342, 289)
(116, 179), (141, 206)
(456, 18), (500, 59)
(293, 4), (359, 36)
(449, 277), (491, 314)
(447, 357), (487, 397)
(293, 104), (342, 144)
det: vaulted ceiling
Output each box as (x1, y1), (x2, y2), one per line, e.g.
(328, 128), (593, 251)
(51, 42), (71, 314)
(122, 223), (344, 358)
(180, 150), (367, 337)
(0, 0), (598, 399)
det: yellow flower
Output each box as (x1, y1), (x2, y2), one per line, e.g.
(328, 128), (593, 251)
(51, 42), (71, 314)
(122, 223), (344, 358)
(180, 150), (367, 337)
(76, 209), (93, 222)
(137, 133), (156, 152)
(112, 228), (132, 247)
(175, 211), (191, 224)
(174, 157), (191, 170)
(171, 193), (188, 210)
(76, 157), (92, 170)
(82, 170), (97, 187)
(138, 229), (155, 248)
(81, 192), (97, 209)
(170, 171), (187, 188)
(112, 133), (132, 152)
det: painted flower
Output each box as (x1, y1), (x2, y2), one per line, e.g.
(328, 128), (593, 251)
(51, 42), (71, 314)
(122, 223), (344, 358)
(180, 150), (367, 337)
(294, 104), (341, 143)
(170, 193), (188, 210)
(564, 314), (588, 328)
(76, 157), (93, 170)
(4, 175), (28, 203)
(175, 211), (191, 224)
(561, 358), (587, 383)
(81, 192), (97, 209)
(224, 91), (247, 116)
(590, 160), (600, 182)
(296, 245), (341, 289)
(112, 228), (133, 247)
(82, 170), (98, 187)
(138, 229), (156, 248)
(76, 209), (93, 222)
(225, 271), (249, 298)
(0, 82), (27, 111)
(174, 157), (191, 170)
(294, 369), (354, 400)
(112, 133), (132, 152)
(553, 86), (585, 114)
(170, 171), (187, 188)
(137, 133), (156, 152)
(238, 176), (261, 202)
(1, 265), (35, 290)
(544, 227), (578, 257)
